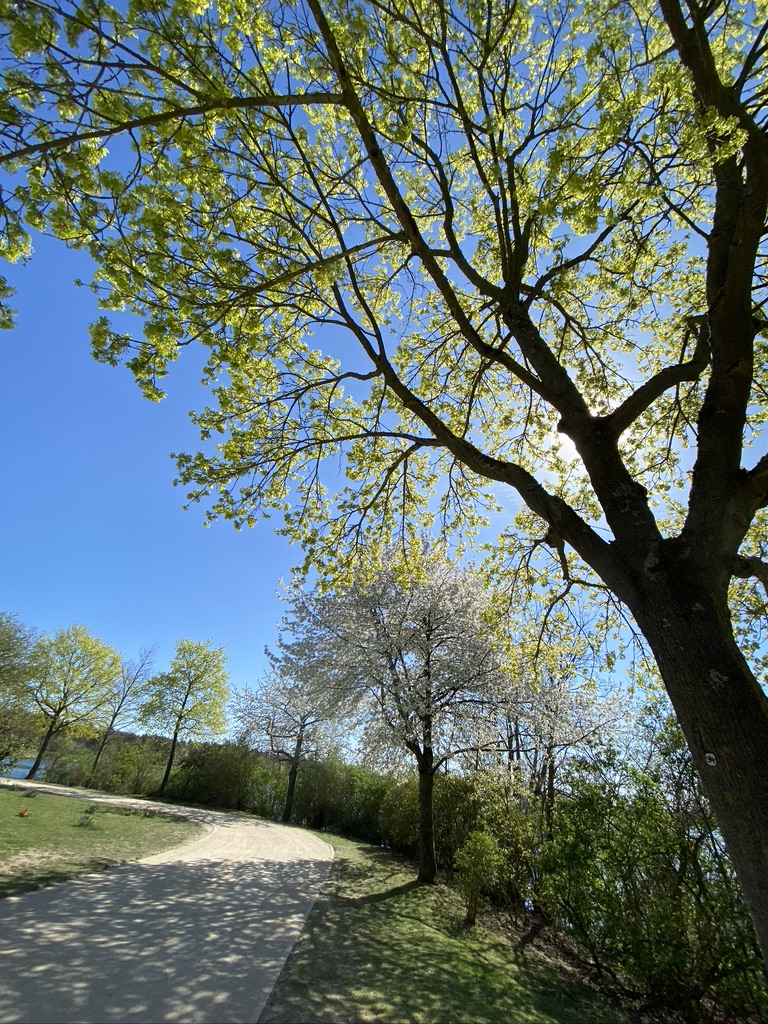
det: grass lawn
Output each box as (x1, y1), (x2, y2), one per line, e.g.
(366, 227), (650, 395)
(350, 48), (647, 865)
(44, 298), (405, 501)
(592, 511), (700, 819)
(261, 835), (628, 1024)
(0, 786), (202, 898)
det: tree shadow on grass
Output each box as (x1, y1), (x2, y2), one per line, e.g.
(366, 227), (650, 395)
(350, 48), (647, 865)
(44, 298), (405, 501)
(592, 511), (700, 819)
(0, 859), (121, 900)
(347, 879), (422, 906)
(261, 852), (624, 1024)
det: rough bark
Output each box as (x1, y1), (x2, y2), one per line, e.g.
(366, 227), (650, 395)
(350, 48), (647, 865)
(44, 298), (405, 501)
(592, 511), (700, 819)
(25, 718), (57, 780)
(621, 553), (768, 964)
(158, 726), (180, 797)
(416, 761), (438, 885)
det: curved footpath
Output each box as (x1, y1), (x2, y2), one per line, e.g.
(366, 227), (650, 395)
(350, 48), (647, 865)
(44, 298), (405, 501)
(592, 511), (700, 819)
(0, 780), (333, 1024)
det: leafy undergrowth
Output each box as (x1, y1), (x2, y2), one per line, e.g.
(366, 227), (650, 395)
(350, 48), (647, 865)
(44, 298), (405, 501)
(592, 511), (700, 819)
(0, 786), (202, 898)
(260, 835), (628, 1024)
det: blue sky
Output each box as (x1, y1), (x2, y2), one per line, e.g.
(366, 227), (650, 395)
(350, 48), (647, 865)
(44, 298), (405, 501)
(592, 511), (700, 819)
(0, 233), (300, 694)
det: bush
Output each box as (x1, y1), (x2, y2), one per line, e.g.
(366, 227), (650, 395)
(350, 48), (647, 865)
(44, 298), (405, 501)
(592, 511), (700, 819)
(379, 777), (419, 854)
(166, 741), (265, 810)
(433, 774), (480, 870)
(454, 831), (503, 926)
(291, 753), (394, 842)
(43, 738), (95, 787)
(248, 755), (288, 819)
(97, 737), (167, 795)
(471, 769), (544, 920)
(539, 744), (768, 1019)
(76, 805), (97, 827)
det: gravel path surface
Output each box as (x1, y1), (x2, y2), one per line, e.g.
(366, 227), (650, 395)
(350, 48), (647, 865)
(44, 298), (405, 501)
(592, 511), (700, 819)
(0, 781), (333, 1024)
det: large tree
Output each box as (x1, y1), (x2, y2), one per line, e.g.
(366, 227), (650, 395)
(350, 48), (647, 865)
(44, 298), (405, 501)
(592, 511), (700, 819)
(2, 0), (768, 955)
(140, 638), (229, 796)
(23, 624), (120, 779)
(279, 546), (507, 883)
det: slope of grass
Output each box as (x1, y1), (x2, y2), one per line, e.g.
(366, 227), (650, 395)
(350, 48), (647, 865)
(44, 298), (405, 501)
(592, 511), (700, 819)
(261, 835), (628, 1024)
(0, 786), (202, 898)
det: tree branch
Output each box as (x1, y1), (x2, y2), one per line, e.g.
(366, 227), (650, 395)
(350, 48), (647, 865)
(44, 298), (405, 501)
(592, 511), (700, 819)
(0, 92), (345, 166)
(604, 317), (711, 437)
(732, 554), (768, 603)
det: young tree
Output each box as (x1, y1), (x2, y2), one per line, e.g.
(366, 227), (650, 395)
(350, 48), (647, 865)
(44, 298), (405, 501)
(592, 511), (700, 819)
(23, 624), (120, 779)
(231, 674), (335, 823)
(2, 0), (768, 954)
(140, 639), (229, 796)
(540, 709), (768, 1017)
(280, 546), (507, 883)
(87, 645), (156, 785)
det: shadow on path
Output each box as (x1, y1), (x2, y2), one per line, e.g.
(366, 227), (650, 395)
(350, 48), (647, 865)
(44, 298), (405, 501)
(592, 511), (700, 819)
(0, 833), (330, 1023)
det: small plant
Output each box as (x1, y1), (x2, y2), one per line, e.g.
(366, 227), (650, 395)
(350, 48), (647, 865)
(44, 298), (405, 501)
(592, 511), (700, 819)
(76, 804), (98, 827)
(18, 806), (31, 817)
(23, 789), (38, 798)
(454, 831), (503, 927)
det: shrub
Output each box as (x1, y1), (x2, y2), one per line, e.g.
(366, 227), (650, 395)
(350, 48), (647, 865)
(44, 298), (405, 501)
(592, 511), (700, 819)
(99, 737), (167, 795)
(76, 805), (96, 827)
(378, 777), (419, 854)
(291, 754), (394, 842)
(454, 831), (503, 926)
(378, 772), (480, 866)
(539, 747), (768, 1019)
(433, 774), (480, 870)
(166, 741), (264, 810)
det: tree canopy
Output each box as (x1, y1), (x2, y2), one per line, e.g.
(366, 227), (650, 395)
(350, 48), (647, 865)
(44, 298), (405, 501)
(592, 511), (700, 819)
(0, 611), (37, 762)
(2, 0), (768, 960)
(140, 637), (229, 794)
(23, 623), (120, 778)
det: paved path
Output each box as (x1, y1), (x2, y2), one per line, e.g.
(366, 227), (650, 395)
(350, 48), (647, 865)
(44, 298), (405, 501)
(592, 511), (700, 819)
(0, 782), (333, 1023)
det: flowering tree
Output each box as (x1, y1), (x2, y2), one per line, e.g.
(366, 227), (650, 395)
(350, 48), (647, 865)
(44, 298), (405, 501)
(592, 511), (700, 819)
(231, 673), (336, 822)
(486, 605), (630, 840)
(279, 546), (507, 883)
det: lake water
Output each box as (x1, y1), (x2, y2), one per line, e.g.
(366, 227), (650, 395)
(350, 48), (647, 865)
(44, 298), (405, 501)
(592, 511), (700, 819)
(1, 758), (45, 780)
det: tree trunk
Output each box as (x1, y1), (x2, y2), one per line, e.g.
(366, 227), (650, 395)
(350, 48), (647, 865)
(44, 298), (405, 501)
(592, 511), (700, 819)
(25, 718), (57, 779)
(158, 727), (180, 796)
(626, 566), (768, 965)
(281, 728), (304, 823)
(282, 762), (299, 823)
(88, 714), (118, 786)
(417, 764), (438, 884)
(543, 750), (555, 843)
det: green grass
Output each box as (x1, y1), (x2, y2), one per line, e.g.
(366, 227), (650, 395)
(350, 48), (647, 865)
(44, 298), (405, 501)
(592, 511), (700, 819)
(0, 787), (203, 898)
(261, 835), (628, 1024)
